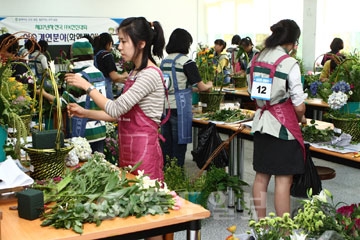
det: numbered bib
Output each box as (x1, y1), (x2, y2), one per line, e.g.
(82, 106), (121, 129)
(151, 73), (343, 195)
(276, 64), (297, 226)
(94, 81), (107, 97)
(163, 73), (171, 90)
(251, 76), (272, 100)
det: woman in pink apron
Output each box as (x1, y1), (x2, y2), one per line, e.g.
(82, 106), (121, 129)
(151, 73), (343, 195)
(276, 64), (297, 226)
(65, 17), (167, 183)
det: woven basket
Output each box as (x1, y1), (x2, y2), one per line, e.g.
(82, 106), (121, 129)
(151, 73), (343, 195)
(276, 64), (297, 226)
(22, 69), (73, 180)
(330, 115), (360, 142)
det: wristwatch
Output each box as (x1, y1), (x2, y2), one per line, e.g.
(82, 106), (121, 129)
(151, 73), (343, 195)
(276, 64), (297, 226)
(86, 85), (96, 95)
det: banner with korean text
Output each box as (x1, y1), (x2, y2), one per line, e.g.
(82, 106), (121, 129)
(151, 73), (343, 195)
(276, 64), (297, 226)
(0, 16), (124, 45)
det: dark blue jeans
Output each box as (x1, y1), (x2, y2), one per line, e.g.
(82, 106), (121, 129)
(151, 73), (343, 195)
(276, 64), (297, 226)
(161, 109), (188, 167)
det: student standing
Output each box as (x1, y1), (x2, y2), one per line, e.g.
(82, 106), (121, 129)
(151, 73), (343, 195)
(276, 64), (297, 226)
(40, 38), (107, 153)
(160, 28), (213, 167)
(93, 32), (128, 99)
(213, 39), (231, 84)
(66, 17), (166, 182)
(247, 19), (307, 219)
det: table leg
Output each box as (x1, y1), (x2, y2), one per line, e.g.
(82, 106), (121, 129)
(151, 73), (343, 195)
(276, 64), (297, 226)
(236, 136), (244, 212)
(186, 220), (202, 240)
(227, 136), (237, 208)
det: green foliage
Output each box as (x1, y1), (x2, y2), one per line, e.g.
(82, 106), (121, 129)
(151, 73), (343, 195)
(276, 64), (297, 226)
(33, 153), (176, 234)
(301, 119), (335, 143)
(163, 156), (206, 193)
(198, 108), (253, 122)
(197, 165), (248, 209)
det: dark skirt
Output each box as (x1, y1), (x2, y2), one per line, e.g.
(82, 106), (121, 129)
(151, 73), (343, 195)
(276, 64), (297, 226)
(253, 132), (305, 175)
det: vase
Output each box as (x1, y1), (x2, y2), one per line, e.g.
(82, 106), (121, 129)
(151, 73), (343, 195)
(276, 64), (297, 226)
(232, 76), (247, 88)
(330, 115), (360, 142)
(199, 92), (225, 113)
(0, 125), (7, 162)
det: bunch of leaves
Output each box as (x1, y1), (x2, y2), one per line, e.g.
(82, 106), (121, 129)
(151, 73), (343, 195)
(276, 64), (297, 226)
(248, 212), (299, 240)
(201, 108), (253, 122)
(32, 153), (176, 234)
(163, 156), (206, 193)
(301, 119), (335, 143)
(197, 165), (248, 209)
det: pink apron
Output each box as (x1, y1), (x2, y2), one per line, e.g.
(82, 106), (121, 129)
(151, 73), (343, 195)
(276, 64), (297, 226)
(250, 54), (305, 160)
(118, 67), (168, 181)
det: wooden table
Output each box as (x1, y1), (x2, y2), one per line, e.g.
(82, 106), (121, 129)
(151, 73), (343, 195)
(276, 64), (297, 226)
(0, 196), (210, 240)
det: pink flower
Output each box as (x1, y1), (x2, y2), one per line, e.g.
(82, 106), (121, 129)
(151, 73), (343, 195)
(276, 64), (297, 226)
(169, 191), (182, 210)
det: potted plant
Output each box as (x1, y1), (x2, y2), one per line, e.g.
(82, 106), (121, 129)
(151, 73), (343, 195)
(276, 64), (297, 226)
(163, 157), (206, 204)
(164, 157), (248, 210)
(196, 165), (248, 210)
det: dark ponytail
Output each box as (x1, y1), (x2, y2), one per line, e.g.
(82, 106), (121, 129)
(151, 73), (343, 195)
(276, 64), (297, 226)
(265, 19), (301, 48)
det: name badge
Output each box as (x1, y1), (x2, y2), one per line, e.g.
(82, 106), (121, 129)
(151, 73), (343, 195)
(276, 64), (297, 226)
(250, 76), (272, 100)
(94, 81), (107, 97)
(163, 73), (171, 90)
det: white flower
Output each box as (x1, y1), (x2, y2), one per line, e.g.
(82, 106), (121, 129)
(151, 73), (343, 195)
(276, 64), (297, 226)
(312, 190), (328, 203)
(49, 60), (56, 74)
(327, 91), (348, 110)
(69, 137), (92, 161)
(290, 231), (307, 240)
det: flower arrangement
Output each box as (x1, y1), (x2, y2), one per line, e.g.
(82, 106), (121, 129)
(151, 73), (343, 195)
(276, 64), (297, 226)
(33, 152), (181, 234)
(235, 189), (360, 240)
(329, 52), (360, 102)
(3, 76), (36, 116)
(294, 189), (360, 239)
(195, 43), (216, 83)
(327, 80), (352, 112)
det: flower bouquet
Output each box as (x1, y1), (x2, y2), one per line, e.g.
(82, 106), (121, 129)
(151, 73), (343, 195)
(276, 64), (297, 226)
(195, 43), (216, 83)
(325, 80), (360, 142)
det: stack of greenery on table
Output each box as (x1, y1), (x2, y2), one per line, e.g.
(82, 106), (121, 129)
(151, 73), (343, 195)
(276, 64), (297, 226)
(33, 153), (179, 234)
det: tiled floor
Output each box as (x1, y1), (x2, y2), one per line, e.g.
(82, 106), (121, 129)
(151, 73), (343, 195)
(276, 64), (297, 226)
(173, 138), (360, 240)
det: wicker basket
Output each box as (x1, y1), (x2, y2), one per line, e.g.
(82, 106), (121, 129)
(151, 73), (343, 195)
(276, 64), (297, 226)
(22, 69), (73, 180)
(330, 115), (360, 142)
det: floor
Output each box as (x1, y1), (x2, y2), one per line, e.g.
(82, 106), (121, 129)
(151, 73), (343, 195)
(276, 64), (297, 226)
(173, 137), (360, 240)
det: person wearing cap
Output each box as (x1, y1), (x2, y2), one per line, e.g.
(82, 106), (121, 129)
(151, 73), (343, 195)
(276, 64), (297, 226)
(40, 38), (106, 153)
